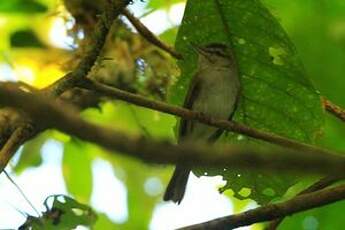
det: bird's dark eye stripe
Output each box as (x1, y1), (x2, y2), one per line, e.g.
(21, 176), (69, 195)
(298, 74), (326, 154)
(213, 50), (228, 57)
(207, 43), (227, 50)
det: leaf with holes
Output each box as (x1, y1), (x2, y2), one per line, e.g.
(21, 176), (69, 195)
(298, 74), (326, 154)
(19, 195), (96, 229)
(169, 0), (324, 204)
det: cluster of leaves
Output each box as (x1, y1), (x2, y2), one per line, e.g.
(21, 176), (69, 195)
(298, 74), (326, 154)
(1, 0), (345, 229)
(19, 195), (97, 229)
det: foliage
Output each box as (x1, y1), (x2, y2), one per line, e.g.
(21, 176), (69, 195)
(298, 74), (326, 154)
(19, 195), (97, 229)
(170, 0), (323, 204)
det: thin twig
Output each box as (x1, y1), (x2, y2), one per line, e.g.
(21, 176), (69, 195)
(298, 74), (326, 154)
(180, 183), (345, 230)
(122, 9), (183, 59)
(3, 170), (41, 217)
(81, 80), (336, 157)
(266, 175), (344, 230)
(1, 84), (345, 175)
(0, 126), (32, 172)
(322, 97), (345, 123)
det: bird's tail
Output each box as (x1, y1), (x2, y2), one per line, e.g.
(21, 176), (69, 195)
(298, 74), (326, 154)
(163, 165), (190, 204)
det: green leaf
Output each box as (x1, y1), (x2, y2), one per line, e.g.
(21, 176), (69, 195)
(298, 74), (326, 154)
(82, 101), (176, 139)
(147, 0), (185, 10)
(94, 213), (121, 230)
(279, 200), (345, 230)
(63, 139), (93, 202)
(0, 0), (48, 13)
(19, 195), (97, 229)
(14, 132), (47, 173)
(170, 0), (324, 204)
(10, 29), (46, 48)
(159, 26), (179, 45)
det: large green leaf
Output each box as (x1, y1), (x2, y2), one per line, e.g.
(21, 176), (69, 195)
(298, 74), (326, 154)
(169, 0), (324, 204)
(63, 139), (93, 202)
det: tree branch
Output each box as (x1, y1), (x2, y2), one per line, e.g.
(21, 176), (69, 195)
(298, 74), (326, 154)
(0, 0), (130, 172)
(180, 183), (345, 230)
(122, 9), (183, 59)
(0, 126), (33, 172)
(323, 97), (345, 123)
(1, 83), (345, 175)
(45, 0), (131, 97)
(266, 175), (344, 230)
(81, 80), (337, 157)
(256, 98), (345, 226)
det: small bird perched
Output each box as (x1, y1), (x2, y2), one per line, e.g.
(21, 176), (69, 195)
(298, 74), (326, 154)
(163, 43), (241, 204)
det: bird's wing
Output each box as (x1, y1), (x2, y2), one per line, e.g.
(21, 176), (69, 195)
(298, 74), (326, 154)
(179, 73), (202, 139)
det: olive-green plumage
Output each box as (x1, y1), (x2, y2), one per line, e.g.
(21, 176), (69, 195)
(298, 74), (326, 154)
(164, 43), (241, 204)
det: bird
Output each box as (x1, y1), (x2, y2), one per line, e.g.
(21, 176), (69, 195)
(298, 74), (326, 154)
(163, 43), (241, 204)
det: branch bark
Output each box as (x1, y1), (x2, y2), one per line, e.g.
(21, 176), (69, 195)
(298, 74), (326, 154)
(323, 97), (345, 123)
(0, 126), (33, 171)
(81, 80), (337, 157)
(122, 9), (183, 59)
(46, 0), (131, 97)
(1, 83), (345, 175)
(180, 183), (345, 230)
(266, 175), (344, 230)
(0, 0), (130, 172)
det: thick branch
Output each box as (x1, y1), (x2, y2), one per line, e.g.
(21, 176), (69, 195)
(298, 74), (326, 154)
(81, 80), (337, 157)
(1, 84), (345, 175)
(0, 0), (130, 171)
(266, 175), (344, 230)
(180, 183), (345, 230)
(323, 97), (345, 123)
(46, 0), (131, 97)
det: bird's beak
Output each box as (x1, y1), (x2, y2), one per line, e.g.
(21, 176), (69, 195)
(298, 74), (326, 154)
(191, 43), (207, 56)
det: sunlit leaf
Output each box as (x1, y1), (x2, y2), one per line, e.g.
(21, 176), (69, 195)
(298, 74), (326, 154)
(0, 0), (48, 13)
(170, 0), (324, 204)
(63, 139), (93, 202)
(147, 0), (185, 10)
(94, 213), (121, 230)
(14, 132), (48, 173)
(159, 26), (179, 45)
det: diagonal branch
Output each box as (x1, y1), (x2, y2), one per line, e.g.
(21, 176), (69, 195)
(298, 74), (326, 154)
(265, 98), (345, 230)
(323, 97), (345, 123)
(266, 175), (344, 230)
(180, 183), (345, 230)
(0, 126), (34, 172)
(45, 0), (132, 97)
(80, 80), (337, 157)
(0, 0), (131, 172)
(1, 84), (345, 175)
(122, 9), (183, 59)
(262, 98), (345, 229)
